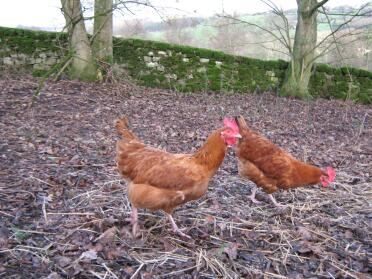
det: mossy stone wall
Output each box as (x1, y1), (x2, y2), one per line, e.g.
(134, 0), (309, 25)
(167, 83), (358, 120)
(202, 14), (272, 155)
(1, 26), (371, 104)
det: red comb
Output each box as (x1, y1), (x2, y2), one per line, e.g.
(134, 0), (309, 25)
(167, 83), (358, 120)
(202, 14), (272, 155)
(223, 117), (239, 132)
(326, 167), (336, 182)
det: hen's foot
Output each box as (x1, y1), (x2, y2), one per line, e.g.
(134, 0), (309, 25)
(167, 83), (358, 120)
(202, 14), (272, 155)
(268, 194), (288, 208)
(166, 213), (191, 239)
(250, 195), (262, 204)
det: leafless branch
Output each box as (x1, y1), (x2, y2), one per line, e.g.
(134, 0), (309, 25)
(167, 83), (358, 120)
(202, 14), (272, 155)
(261, 0), (293, 54)
(305, 2), (370, 59)
(217, 15), (288, 52)
(321, 6), (354, 90)
(310, 30), (364, 63)
(259, 44), (291, 57)
(318, 2), (372, 17)
(310, 0), (329, 15)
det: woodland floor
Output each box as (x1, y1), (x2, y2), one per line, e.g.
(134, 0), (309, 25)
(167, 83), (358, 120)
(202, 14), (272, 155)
(0, 73), (371, 279)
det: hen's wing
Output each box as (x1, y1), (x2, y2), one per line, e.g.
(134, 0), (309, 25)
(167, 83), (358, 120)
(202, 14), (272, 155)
(237, 130), (296, 184)
(128, 182), (185, 213)
(238, 158), (278, 193)
(117, 142), (204, 191)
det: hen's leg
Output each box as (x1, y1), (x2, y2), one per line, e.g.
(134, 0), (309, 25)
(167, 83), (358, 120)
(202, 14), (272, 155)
(165, 213), (191, 239)
(268, 194), (287, 208)
(249, 185), (261, 204)
(130, 207), (139, 237)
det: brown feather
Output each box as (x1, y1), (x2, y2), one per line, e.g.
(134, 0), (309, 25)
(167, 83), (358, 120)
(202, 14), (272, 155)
(116, 117), (139, 141)
(235, 115), (324, 194)
(116, 121), (228, 213)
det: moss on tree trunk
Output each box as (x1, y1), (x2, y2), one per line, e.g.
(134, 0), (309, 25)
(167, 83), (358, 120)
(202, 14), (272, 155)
(61, 0), (97, 81)
(92, 0), (113, 64)
(281, 0), (318, 100)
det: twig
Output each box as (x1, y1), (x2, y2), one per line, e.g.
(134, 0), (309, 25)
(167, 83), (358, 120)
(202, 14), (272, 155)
(130, 262), (144, 279)
(102, 263), (119, 279)
(42, 196), (48, 224)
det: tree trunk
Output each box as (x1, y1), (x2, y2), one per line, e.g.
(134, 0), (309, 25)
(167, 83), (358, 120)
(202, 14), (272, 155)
(61, 0), (96, 81)
(93, 0), (113, 63)
(281, 0), (318, 99)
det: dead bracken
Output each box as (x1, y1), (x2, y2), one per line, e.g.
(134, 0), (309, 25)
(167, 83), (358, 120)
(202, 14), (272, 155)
(0, 72), (370, 278)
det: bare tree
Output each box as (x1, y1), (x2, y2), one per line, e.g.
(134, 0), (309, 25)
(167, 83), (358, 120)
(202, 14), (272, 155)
(220, 0), (371, 99)
(211, 14), (249, 55)
(60, 0), (97, 81)
(60, 0), (158, 81)
(93, 0), (113, 63)
(164, 16), (192, 45)
(281, 0), (320, 99)
(116, 20), (147, 38)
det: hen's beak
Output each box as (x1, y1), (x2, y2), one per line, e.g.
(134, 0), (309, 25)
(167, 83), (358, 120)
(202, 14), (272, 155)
(234, 134), (242, 138)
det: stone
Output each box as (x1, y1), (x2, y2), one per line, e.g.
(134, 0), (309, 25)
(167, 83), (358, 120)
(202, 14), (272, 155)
(148, 51), (154, 56)
(146, 62), (158, 68)
(157, 65), (165, 72)
(200, 58), (209, 63)
(45, 57), (57, 65)
(158, 51), (167, 56)
(197, 67), (207, 73)
(165, 73), (177, 80)
(266, 70), (275, 77)
(14, 60), (24, 65)
(271, 76), (278, 83)
(144, 56), (152, 62)
(33, 63), (48, 70)
(3, 57), (13, 65)
(177, 79), (186, 86)
(152, 56), (160, 62)
(215, 61), (222, 67)
(182, 58), (189, 63)
(18, 53), (27, 59)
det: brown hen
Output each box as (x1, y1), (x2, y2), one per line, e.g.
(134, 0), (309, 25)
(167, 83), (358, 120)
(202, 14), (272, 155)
(235, 116), (335, 207)
(116, 117), (241, 237)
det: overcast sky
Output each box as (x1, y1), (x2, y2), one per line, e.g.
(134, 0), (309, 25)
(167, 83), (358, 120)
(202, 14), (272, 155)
(0, 0), (369, 31)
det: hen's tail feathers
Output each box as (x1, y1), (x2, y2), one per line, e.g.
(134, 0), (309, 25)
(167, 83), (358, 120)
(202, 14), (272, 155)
(115, 117), (139, 140)
(235, 115), (249, 131)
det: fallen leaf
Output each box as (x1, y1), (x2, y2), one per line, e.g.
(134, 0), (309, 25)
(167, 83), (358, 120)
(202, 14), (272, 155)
(94, 226), (117, 245)
(344, 230), (353, 239)
(80, 250), (97, 261)
(160, 238), (174, 252)
(56, 256), (72, 267)
(47, 272), (62, 279)
(296, 226), (312, 241)
(223, 242), (239, 260)
(205, 215), (215, 224)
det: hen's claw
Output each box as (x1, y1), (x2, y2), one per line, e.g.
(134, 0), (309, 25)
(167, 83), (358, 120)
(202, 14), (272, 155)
(249, 186), (261, 204)
(250, 196), (262, 204)
(268, 194), (287, 208)
(166, 213), (191, 239)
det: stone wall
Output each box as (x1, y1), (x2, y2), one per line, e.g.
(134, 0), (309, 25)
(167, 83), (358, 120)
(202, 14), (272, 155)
(1, 49), (62, 70)
(0, 27), (66, 72)
(1, 26), (371, 104)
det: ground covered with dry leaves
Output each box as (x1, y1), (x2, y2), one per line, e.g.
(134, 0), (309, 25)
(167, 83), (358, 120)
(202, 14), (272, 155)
(0, 73), (371, 279)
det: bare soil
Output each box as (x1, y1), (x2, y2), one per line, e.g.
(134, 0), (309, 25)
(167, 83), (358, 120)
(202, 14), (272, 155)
(0, 73), (371, 279)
